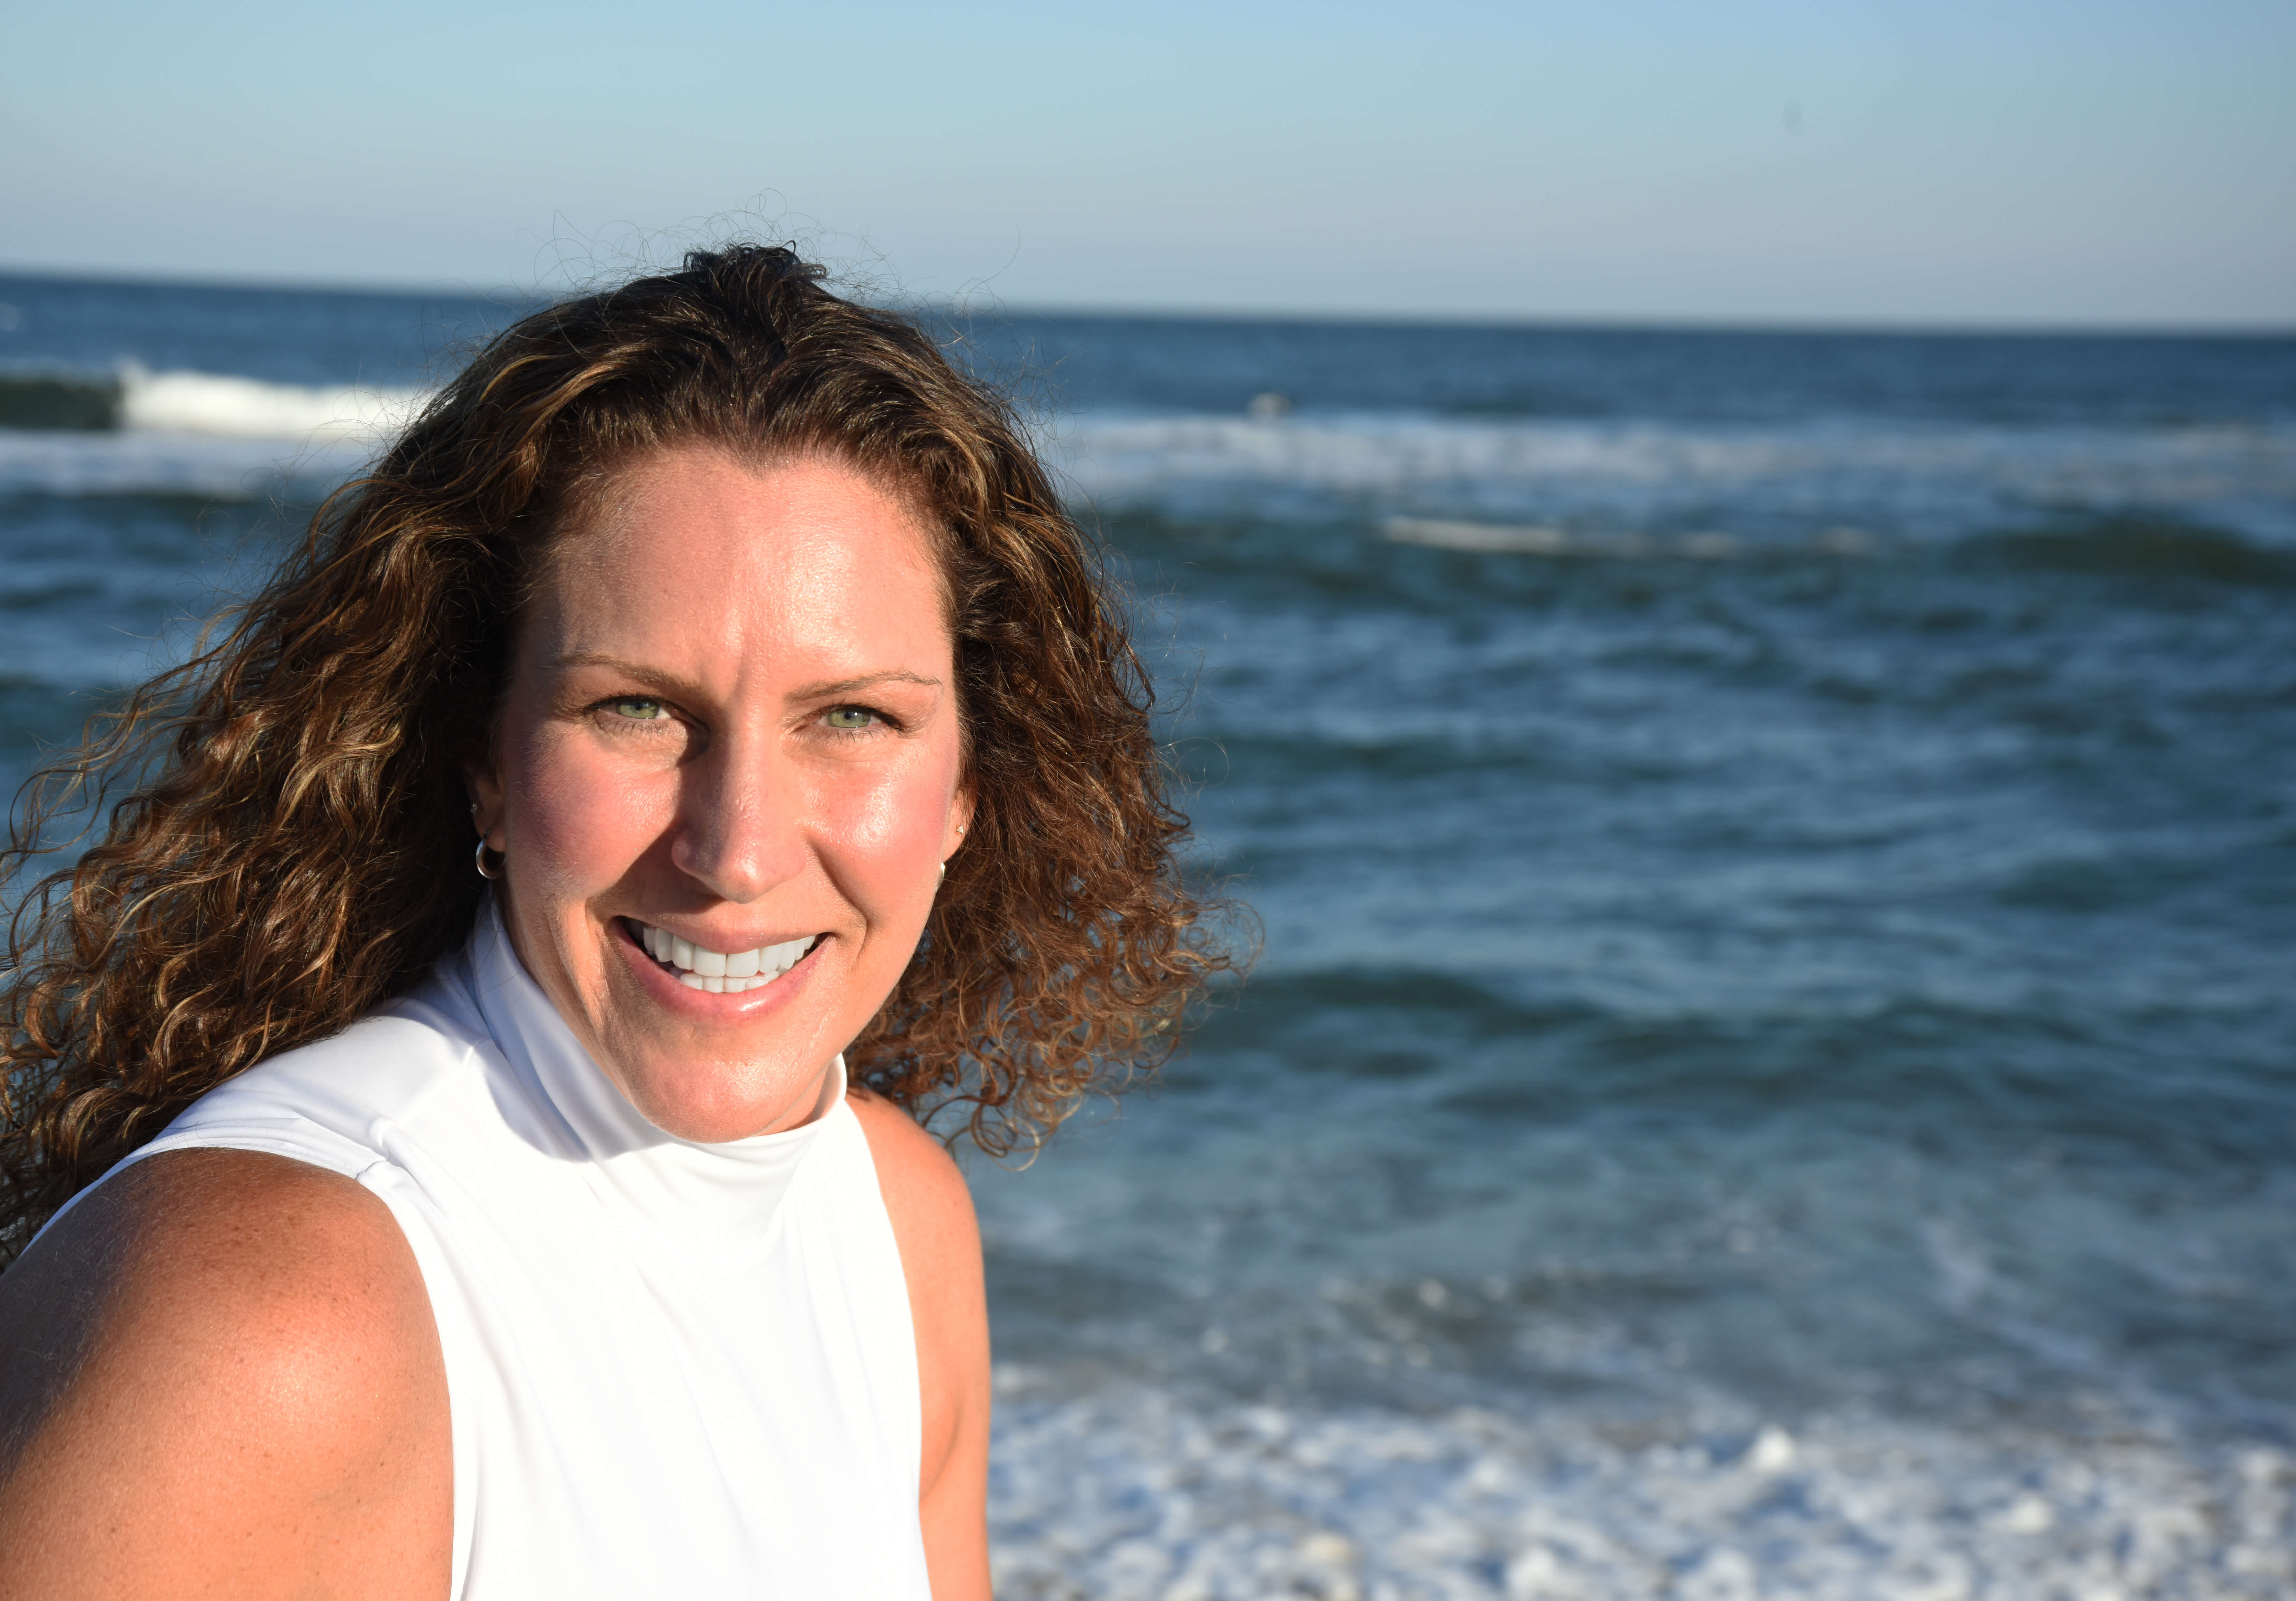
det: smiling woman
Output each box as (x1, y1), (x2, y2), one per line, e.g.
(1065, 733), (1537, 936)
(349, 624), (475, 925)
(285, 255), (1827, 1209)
(0, 247), (1231, 1598)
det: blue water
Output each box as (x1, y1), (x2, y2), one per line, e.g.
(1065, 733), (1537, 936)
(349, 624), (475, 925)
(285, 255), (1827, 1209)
(5, 274), (2293, 1597)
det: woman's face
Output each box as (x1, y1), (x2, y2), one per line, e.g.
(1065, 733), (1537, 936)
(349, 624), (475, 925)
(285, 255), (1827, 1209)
(470, 447), (971, 1142)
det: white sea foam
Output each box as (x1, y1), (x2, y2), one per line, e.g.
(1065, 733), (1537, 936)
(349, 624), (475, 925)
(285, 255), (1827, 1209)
(115, 365), (428, 443)
(1382, 517), (1853, 559)
(1387, 518), (1575, 555)
(0, 366), (424, 497)
(989, 1371), (2295, 1600)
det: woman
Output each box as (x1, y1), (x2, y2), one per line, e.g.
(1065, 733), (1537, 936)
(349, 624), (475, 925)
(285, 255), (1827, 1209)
(0, 246), (1226, 1597)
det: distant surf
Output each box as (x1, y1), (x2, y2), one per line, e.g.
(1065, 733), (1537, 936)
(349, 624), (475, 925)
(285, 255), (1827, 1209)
(1041, 411), (2296, 540)
(0, 365), (427, 497)
(1384, 516), (1877, 559)
(0, 364), (425, 441)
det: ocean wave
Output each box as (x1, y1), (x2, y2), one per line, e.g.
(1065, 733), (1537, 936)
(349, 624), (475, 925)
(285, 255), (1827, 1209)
(8, 373), (2295, 521)
(1043, 411), (2296, 523)
(0, 372), (119, 431)
(1960, 515), (2296, 587)
(988, 1371), (2294, 1600)
(1376, 510), (2296, 586)
(0, 362), (426, 497)
(1385, 516), (1875, 559)
(0, 364), (427, 443)
(115, 365), (427, 442)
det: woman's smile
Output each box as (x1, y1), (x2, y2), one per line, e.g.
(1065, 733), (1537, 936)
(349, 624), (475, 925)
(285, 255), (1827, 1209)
(619, 917), (822, 993)
(602, 912), (832, 1031)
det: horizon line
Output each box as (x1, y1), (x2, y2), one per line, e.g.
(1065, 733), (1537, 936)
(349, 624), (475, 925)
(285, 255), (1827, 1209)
(2, 262), (2291, 343)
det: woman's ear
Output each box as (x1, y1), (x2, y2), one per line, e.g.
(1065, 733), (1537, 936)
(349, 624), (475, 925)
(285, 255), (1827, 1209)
(942, 787), (976, 862)
(464, 755), (507, 850)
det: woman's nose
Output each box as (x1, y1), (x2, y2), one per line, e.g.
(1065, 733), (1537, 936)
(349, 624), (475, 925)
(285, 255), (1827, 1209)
(668, 742), (805, 903)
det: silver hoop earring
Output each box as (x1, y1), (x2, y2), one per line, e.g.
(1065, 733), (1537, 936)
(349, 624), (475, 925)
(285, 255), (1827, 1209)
(935, 861), (946, 888)
(475, 836), (503, 881)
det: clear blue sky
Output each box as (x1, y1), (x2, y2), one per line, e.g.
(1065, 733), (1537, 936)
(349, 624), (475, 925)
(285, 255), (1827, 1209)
(5, 0), (2290, 326)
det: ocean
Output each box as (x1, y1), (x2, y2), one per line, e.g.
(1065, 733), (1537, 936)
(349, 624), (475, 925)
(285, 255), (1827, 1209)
(3, 273), (2292, 1599)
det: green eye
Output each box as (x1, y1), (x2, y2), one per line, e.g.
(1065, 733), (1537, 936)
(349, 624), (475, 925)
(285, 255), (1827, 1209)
(824, 707), (878, 730)
(606, 697), (664, 721)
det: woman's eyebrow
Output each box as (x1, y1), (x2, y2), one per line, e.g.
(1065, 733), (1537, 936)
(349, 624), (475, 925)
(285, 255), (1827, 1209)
(792, 670), (944, 698)
(551, 651), (707, 700)
(552, 654), (942, 701)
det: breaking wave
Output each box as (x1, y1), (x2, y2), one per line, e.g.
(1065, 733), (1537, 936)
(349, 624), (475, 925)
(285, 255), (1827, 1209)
(0, 364), (427, 442)
(115, 366), (426, 442)
(0, 366), (428, 496)
(1961, 515), (2296, 587)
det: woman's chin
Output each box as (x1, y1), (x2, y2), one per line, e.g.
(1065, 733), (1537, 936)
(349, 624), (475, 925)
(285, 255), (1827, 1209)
(607, 1046), (836, 1143)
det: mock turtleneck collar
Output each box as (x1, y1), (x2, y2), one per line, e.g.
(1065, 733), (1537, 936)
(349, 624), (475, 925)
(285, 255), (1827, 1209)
(451, 896), (844, 1263)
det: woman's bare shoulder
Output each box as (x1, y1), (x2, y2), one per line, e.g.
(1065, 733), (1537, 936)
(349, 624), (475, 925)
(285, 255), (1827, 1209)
(844, 1089), (977, 1237)
(844, 1089), (993, 1599)
(0, 1148), (449, 1600)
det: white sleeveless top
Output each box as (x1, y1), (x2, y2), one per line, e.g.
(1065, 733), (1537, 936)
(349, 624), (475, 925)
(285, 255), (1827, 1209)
(72, 902), (934, 1600)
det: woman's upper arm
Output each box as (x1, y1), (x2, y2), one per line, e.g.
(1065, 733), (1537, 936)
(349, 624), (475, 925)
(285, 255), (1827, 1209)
(849, 1093), (992, 1601)
(0, 1148), (451, 1601)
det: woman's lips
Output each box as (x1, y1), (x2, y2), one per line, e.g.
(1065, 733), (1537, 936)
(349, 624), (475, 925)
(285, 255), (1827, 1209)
(613, 916), (826, 1011)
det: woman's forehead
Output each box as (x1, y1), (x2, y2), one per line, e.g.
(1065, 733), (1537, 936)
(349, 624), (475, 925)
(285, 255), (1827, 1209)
(530, 448), (951, 677)
(568, 445), (929, 556)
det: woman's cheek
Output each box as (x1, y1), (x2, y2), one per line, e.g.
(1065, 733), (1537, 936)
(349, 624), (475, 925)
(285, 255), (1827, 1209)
(816, 758), (949, 887)
(515, 733), (669, 898)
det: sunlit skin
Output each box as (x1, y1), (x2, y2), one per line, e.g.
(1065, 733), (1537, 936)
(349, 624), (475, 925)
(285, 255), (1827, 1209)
(467, 447), (974, 1142)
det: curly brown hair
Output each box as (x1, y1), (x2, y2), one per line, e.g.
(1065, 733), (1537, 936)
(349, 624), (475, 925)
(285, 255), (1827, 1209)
(0, 245), (1233, 1263)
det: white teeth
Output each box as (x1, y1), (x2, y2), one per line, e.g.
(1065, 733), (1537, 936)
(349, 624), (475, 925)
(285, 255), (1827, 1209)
(636, 923), (819, 992)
